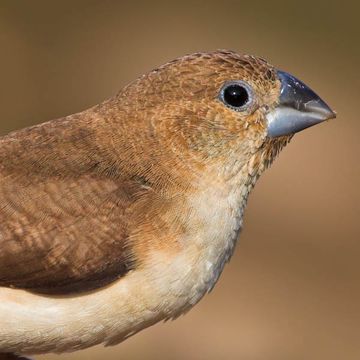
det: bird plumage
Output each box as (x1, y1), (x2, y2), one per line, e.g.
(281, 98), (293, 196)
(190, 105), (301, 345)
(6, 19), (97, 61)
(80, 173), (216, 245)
(0, 50), (333, 356)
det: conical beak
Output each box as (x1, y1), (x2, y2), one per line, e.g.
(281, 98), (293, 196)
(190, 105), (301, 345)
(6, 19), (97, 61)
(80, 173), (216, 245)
(266, 70), (336, 137)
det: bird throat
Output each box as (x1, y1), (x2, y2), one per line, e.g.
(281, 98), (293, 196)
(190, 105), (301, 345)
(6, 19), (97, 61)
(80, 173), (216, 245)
(177, 136), (291, 303)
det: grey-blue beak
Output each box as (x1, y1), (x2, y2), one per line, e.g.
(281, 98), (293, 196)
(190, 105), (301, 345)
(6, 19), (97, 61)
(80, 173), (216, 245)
(266, 70), (336, 137)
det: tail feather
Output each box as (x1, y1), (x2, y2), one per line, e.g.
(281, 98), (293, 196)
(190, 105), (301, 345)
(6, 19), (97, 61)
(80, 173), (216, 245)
(0, 354), (33, 360)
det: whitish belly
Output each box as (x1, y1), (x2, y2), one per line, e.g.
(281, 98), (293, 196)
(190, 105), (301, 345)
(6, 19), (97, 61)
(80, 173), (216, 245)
(0, 183), (245, 355)
(0, 230), (240, 355)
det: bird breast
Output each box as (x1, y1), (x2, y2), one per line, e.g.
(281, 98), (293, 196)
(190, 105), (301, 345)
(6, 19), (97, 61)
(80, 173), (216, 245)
(0, 168), (250, 355)
(141, 167), (251, 322)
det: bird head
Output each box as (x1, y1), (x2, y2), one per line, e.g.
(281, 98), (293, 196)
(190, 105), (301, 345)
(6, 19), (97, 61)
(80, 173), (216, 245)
(109, 50), (335, 189)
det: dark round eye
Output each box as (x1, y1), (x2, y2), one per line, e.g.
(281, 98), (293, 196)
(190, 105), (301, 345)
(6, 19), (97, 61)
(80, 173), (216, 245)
(219, 81), (253, 111)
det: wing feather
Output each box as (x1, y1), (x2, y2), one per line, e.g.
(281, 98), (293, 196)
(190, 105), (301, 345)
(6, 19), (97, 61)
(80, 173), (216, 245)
(0, 115), (144, 294)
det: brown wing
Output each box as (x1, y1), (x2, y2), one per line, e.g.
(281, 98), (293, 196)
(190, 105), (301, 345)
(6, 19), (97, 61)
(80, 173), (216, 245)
(0, 113), (145, 294)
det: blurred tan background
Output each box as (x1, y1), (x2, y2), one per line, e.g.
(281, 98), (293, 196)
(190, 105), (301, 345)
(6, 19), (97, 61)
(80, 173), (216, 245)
(0, 1), (359, 359)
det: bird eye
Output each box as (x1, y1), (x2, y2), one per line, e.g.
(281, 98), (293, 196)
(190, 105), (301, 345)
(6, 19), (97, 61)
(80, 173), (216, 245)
(219, 81), (253, 111)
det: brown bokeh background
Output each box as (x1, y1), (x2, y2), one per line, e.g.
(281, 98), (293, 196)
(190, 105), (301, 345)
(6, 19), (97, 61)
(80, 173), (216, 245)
(0, 1), (359, 359)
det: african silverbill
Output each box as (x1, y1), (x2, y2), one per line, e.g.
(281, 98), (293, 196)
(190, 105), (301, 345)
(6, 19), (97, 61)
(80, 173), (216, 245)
(0, 50), (335, 357)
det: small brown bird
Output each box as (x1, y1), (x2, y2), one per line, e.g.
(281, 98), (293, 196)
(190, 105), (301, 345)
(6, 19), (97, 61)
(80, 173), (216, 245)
(0, 50), (335, 358)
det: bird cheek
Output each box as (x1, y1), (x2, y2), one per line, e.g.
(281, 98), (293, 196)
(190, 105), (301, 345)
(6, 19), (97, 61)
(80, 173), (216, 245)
(242, 111), (268, 144)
